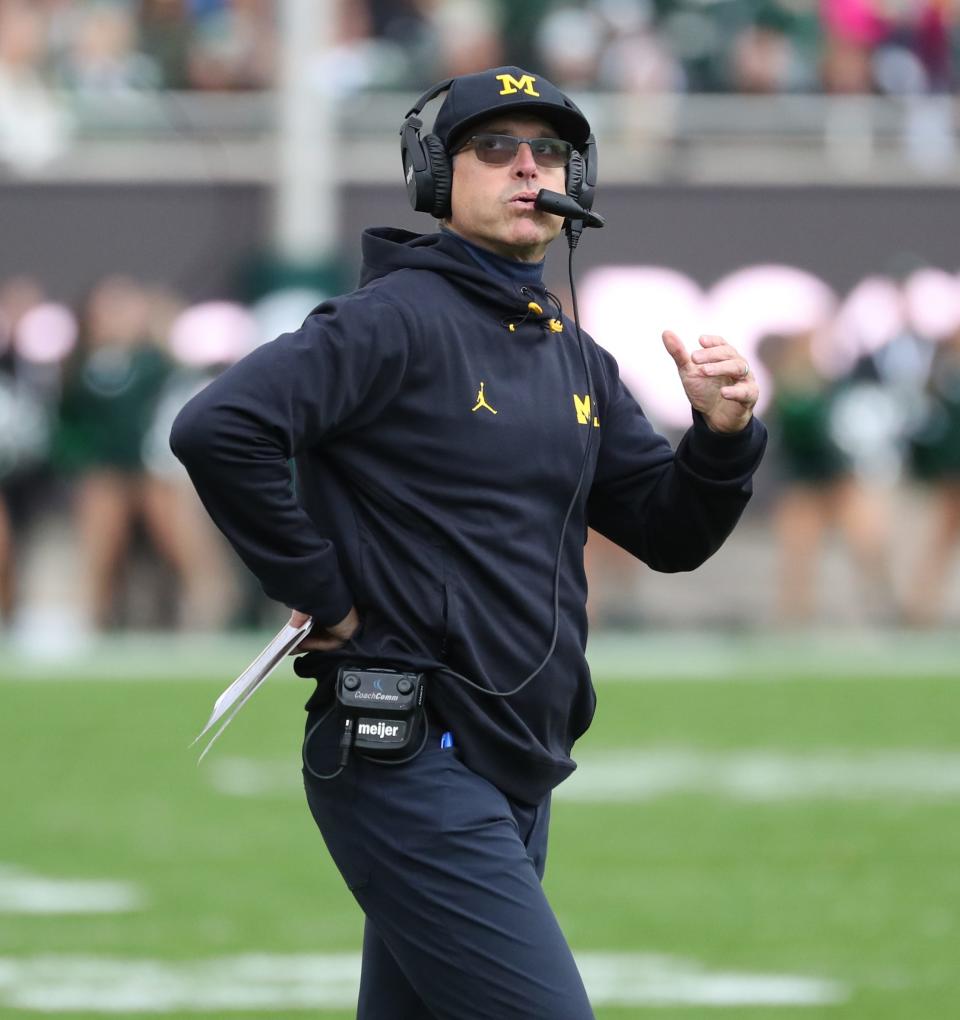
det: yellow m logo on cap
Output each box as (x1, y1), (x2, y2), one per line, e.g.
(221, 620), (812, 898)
(496, 73), (540, 97)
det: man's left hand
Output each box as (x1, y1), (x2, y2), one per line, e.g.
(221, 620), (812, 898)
(288, 606), (360, 653)
(662, 330), (758, 434)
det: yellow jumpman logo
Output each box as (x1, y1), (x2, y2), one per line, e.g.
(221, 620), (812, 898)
(471, 381), (497, 414)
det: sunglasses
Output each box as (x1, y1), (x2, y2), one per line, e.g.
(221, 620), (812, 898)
(455, 133), (573, 169)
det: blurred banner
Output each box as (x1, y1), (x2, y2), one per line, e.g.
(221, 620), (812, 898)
(2, 180), (959, 300)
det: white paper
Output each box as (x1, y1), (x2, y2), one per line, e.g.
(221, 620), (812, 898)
(192, 617), (313, 762)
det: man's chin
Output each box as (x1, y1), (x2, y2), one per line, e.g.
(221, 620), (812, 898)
(502, 222), (555, 252)
(462, 222), (555, 259)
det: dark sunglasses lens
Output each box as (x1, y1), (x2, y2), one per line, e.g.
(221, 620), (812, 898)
(470, 135), (572, 168)
(472, 135), (519, 165)
(530, 138), (571, 167)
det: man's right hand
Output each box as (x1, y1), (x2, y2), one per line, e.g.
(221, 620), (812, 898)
(289, 606), (360, 653)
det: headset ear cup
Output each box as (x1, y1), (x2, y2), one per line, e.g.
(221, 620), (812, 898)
(577, 136), (597, 213)
(566, 150), (585, 208)
(401, 117), (434, 213)
(423, 134), (452, 219)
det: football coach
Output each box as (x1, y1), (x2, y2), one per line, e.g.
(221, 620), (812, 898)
(171, 66), (765, 1019)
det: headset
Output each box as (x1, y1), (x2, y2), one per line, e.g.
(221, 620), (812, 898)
(399, 78), (598, 221)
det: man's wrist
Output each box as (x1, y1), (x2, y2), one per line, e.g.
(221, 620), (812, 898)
(293, 573), (355, 630)
(701, 409), (753, 435)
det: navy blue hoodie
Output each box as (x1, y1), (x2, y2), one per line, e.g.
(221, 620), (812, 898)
(170, 227), (766, 804)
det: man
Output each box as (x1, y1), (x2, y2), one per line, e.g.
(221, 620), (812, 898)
(171, 66), (764, 1020)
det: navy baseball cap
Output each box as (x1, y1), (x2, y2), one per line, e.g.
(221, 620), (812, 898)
(432, 66), (591, 153)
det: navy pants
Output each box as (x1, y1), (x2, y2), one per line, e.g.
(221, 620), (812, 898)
(302, 709), (595, 1020)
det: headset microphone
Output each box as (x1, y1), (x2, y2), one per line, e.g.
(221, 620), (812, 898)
(534, 189), (605, 229)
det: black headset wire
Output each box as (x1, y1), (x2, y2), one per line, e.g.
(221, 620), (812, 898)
(301, 700), (345, 780)
(435, 238), (595, 699)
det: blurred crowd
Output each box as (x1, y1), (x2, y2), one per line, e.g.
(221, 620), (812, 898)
(2, 1), (954, 173)
(759, 305), (960, 628)
(0, 0), (275, 95)
(2, 265), (960, 636)
(0, 0), (955, 98)
(0, 273), (279, 636)
(580, 261), (960, 630)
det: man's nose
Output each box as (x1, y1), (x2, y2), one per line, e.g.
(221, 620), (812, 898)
(511, 142), (538, 177)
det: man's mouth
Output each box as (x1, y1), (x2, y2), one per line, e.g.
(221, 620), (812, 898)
(509, 192), (539, 207)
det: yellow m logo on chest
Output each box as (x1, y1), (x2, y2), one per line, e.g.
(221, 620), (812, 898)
(496, 73), (540, 97)
(573, 394), (600, 427)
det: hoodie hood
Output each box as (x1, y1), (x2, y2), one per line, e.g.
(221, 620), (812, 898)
(359, 227), (544, 316)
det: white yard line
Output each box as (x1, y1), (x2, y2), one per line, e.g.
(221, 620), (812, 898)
(0, 866), (144, 915)
(208, 756), (302, 797)
(0, 952), (846, 1011)
(207, 749), (960, 803)
(558, 749), (960, 801)
(583, 632), (960, 682)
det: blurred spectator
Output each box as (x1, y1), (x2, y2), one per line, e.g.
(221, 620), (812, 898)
(535, 2), (677, 92)
(598, 23), (679, 94)
(583, 529), (643, 629)
(54, 276), (186, 630)
(185, 0), (276, 91)
(822, 0), (956, 94)
(142, 298), (258, 629)
(490, 0), (552, 71)
(905, 325), (960, 626)
(56, 2), (160, 95)
(534, 0), (822, 94)
(872, 0), (953, 95)
(821, 0), (888, 92)
(0, 479), (9, 622)
(427, 0), (504, 78)
(317, 0), (505, 93)
(0, 276), (52, 626)
(731, 22), (795, 92)
(533, 5), (605, 88)
(312, 0), (415, 95)
(0, 275), (44, 349)
(366, 0), (428, 42)
(760, 329), (897, 626)
(0, 0), (71, 171)
(730, 2), (820, 94)
(140, 0), (193, 89)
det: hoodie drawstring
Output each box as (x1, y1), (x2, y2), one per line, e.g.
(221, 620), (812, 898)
(501, 288), (565, 334)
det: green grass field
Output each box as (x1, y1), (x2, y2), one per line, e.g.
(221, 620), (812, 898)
(2, 633), (959, 1018)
